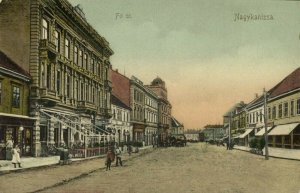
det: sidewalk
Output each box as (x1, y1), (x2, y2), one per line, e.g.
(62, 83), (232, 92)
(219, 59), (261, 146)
(0, 147), (153, 193)
(234, 145), (300, 161)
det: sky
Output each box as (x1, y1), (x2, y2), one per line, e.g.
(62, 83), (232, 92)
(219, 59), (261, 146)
(69, 0), (300, 129)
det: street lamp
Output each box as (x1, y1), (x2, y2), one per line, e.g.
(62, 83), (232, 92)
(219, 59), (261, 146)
(19, 126), (24, 154)
(82, 126), (87, 158)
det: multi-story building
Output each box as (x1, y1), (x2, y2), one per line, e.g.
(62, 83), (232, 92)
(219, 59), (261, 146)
(0, 0), (113, 156)
(147, 77), (172, 146)
(130, 76), (146, 143)
(0, 51), (33, 159)
(110, 68), (132, 145)
(223, 101), (246, 139)
(267, 67), (300, 149)
(144, 87), (158, 146)
(110, 95), (131, 146)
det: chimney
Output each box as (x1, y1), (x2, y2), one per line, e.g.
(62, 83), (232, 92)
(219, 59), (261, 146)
(255, 93), (259, 98)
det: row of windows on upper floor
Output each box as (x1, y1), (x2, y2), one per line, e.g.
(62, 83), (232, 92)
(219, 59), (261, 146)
(0, 82), (21, 108)
(133, 89), (159, 109)
(112, 108), (130, 122)
(233, 99), (300, 124)
(41, 18), (107, 78)
(41, 62), (108, 106)
(267, 99), (300, 120)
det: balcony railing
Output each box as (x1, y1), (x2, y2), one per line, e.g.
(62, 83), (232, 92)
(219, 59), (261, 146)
(39, 39), (56, 53)
(39, 88), (60, 103)
(77, 101), (97, 112)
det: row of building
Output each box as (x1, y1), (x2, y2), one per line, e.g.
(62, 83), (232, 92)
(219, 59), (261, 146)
(221, 67), (300, 150)
(0, 0), (184, 160)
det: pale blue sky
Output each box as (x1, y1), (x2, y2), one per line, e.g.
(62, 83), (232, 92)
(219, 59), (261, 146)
(69, 0), (300, 128)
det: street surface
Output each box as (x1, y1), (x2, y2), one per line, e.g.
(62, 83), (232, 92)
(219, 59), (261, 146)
(37, 143), (300, 193)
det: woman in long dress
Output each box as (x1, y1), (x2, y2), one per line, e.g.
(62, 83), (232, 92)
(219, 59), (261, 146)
(12, 145), (21, 168)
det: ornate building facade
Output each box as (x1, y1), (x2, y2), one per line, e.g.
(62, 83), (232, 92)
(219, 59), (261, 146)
(0, 0), (113, 156)
(147, 77), (172, 146)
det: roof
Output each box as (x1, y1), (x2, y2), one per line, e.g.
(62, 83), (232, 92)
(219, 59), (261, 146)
(111, 95), (131, 110)
(223, 101), (246, 116)
(171, 117), (183, 127)
(245, 94), (264, 110)
(269, 67), (300, 99)
(0, 51), (31, 80)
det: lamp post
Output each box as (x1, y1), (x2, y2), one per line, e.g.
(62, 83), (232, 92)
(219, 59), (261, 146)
(82, 126), (87, 158)
(263, 88), (269, 160)
(19, 126), (24, 155)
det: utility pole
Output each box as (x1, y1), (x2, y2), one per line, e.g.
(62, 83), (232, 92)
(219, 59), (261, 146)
(228, 112), (232, 149)
(263, 88), (269, 160)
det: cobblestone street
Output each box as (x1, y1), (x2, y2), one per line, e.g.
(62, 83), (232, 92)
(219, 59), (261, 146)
(6, 143), (296, 193)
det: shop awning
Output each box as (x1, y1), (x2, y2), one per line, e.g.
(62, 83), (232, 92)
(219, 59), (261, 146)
(268, 123), (300, 136)
(255, 127), (272, 136)
(239, 128), (254, 138)
(0, 112), (37, 120)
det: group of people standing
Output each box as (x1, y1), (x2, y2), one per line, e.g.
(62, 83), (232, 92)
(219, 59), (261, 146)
(106, 144), (133, 171)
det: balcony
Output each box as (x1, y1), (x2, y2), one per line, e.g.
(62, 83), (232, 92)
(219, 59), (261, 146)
(77, 101), (97, 113)
(39, 39), (57, 55)
(39, 88), (60, 106)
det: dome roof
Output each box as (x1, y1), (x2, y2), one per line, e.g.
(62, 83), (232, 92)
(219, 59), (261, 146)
(151, 77), (165, 86)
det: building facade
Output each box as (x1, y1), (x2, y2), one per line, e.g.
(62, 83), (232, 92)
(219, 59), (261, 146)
(0, 0), (113, 156)
(144, 87), (158, 146)
(147, 77), (172, 146)
(110, 68), (132, 146)
(0, 51), (33, 159)
(267, 67), (300, 149)
(130, 76), (146, 144)
(110, 95), (132, 146)
(171, 117), (184, 135)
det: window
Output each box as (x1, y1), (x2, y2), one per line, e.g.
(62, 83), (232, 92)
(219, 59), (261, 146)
(41, 19), (48, 39)
(284, 102), (288, 117)
(297, 99), (300, 115)
(66, 75), (70, 97)
(260, 110), (262, 122)
(54, 30), (60, 52)
(74, 46), (78, 64)
(79, 50), (83, 67)
(278, 104), (282, 118)
(268, 107), (271, 119)
(56, 69), (61, 95)
(0, 82), (2, 104)
(90, 58), (94, 73)
(12, 86), (20, 108)
(291, 100), (294, 116)
(47, 64), (51, 89)
(84, 53), (88, 69)
(272, 106), (276, 119)
(64, 38), (70, 59)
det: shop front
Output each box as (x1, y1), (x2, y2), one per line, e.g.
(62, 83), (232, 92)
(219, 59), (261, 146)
(0, 114), (35, 160)
(268, 123), (300, 149)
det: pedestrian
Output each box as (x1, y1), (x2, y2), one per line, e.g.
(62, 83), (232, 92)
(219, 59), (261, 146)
(105, 147), (114, 171)
(127, 144), (132, 156)
(12, 144), (22, 168)
(6, 138), (13, 160)
(115, 146), (122, 166)
(226, 140), (229, 150)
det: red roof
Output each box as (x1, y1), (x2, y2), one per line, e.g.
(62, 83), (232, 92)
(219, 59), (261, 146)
(110, 68), (130, 107)
(0, 50), (30, 79)
(269, 67), (300, 98)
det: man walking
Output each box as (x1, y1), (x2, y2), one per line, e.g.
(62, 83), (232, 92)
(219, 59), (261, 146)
(115, 146), (122, 166)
